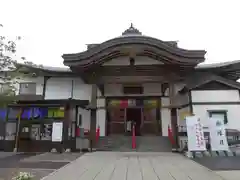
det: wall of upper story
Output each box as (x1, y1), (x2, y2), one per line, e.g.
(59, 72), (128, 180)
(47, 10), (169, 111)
(191, 90), (240, 130)
(104, 83), (163, 96)
(15, 77), (44, 95)
(46, 77), (103, 100)
(15, 76), (102, 100)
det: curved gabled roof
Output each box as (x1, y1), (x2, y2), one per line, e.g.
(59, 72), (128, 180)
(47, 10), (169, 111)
(11, 59), (240, 81)
(179, 73), (240, 92)
(62, 25), (206, 67)
(196, 60), (240, 69)
(196, 60), (240, 80)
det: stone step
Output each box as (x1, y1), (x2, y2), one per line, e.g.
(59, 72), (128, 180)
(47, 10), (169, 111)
(97, 135), (132, 151)
(97, 135), (172, 152)
(136, 136), (172, 152)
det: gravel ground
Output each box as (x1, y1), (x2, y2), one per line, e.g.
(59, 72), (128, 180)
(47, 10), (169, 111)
(194, 156), (240, 171)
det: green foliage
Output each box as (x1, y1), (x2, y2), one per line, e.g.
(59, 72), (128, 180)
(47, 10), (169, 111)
(13, 172), (34, 180)
(0, 24), (40, 107)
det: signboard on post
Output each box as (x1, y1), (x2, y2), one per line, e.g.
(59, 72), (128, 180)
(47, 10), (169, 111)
(186, 116), (206, 151)
(209, 117), (229, 151)
(52, 122), (63, 142)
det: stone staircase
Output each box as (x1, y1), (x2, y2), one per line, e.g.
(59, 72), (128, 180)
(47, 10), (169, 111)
(97, 135), (132, 151)
(97, 135), (172, 152)
(136, 136), (172, 152)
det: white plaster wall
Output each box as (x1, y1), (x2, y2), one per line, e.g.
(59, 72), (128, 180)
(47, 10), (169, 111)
(72, 78), (92, 101)
(45, 77), (101, 100)
(191, 90), (240, 130)
(15, 77), (44, 95)
(177, 106), (190, 130)
(104, 83), (162, 96)
(192, 104), (240, 131)
(77, 98), (106, 136)
(97, 109), (106, 136)
(103, 56), (163, 66)
(104, 84), (122, 96)
(191, 90), (240, 102)
(77, 107), (90, 130)
(45, 77), (72, 99)
(97, 98), (106, 136)
(143, 83), (162, 96)
(161, 97), (171, 136)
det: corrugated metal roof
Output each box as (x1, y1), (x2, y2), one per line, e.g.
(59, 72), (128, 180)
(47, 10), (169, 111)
(16, 63), (71, 72)
(196, 60), (240, 69)
(179, 72), (240, 92)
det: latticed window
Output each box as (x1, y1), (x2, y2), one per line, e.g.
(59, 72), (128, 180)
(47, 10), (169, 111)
(19, 83), (36, 94)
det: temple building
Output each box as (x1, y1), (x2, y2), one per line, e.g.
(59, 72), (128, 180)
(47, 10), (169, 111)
(1, 24), (240, 152)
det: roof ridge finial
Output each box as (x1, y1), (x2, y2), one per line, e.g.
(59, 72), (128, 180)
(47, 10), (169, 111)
(130, 23), (133, 28)
(122, 23), (142, 36)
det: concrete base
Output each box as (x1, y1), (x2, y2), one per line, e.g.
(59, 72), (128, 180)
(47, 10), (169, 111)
(51, 148), (57, 153)
(184, 151), (193, 158)
(13, 148), (17, 153)
(65, 148), (71, 153)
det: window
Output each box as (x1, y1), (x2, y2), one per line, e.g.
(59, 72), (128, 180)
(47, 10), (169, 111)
(208, 110), (228, 124)
(123, 86), (143, 94)
(19, 83), (36, 95)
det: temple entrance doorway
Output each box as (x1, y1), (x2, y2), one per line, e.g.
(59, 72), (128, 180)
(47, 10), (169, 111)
(126, 108), (142, 136)
(107, 97), (161, 136)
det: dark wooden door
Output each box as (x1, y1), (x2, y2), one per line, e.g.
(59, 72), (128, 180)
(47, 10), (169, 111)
(107, 108), (126, 134)
(126, 108), (142, 136)
(142, 108), (159, 135)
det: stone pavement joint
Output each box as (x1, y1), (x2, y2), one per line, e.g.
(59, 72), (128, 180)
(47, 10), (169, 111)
(41, 152), (230, 180)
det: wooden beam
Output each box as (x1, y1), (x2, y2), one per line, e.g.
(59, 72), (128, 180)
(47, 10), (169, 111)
(89, 75), (183, 84)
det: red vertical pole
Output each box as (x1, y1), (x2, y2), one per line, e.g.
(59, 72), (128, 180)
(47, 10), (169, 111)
(96, 125), (100, 142)
(132, 124), (136, 149)
(168, 125), (175, 145)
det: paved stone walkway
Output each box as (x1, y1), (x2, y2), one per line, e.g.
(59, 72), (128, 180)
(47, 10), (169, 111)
(42, 152), (228, 180)
(216, 171), (240, 180)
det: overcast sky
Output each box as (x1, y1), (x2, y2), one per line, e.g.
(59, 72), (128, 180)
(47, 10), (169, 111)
(1, 0), (240, 67)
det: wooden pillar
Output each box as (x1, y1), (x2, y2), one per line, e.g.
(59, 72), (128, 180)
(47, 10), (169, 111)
(62, 104), (70, 153)
(63, 103), (73, 151)
(89, 84), (97, 150)
(169, 83), (179, 149)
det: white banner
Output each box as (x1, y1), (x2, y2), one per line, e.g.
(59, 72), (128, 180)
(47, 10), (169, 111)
(209, 117), (229, 151)
(52, 122), (63, 142)
(186, 116), (206, 151)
